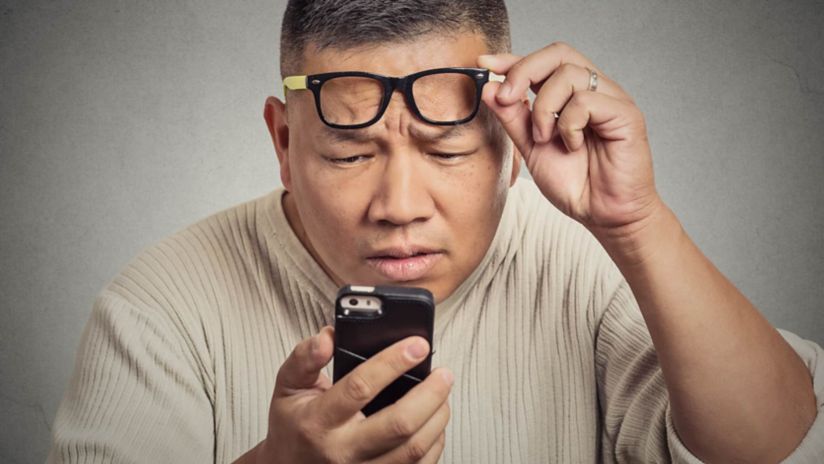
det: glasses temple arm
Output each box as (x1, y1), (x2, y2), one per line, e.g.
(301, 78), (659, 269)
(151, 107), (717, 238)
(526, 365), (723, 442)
(489, 72), (506, 83)
(282, 75), (308, 95)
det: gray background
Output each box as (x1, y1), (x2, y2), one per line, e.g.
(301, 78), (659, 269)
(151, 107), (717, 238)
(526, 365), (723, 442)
(1, 0), (822, 462)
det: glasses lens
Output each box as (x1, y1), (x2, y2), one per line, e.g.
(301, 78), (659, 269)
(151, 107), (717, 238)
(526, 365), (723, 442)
(319, 76), (384, 126)
(412, 72), (479, 123)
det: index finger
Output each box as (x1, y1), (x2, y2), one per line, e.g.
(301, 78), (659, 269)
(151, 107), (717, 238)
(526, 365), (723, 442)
(348, 367), (453, 458)
(480, 42), (610, 105)
(311, 336), (431, 426)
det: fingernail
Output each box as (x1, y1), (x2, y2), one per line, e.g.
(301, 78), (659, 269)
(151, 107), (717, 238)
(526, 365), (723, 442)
(406, 339), (429, 360)
(310, 335), (320, 354)
(497, 81), (512, 99)
(440, 369), (454, 386)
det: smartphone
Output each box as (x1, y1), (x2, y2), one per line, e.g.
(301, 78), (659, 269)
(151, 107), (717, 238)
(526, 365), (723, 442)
(333, 284), (435, 416)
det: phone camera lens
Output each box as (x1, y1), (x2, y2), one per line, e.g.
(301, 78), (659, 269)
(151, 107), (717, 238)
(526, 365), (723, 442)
(349, 298), (358, 306)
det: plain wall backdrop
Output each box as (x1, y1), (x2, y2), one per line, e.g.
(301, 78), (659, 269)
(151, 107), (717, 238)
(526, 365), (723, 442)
(1, 0), (823, 462)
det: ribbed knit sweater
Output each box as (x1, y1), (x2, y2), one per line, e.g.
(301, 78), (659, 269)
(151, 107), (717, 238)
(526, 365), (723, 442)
(47, 179), (824, 463)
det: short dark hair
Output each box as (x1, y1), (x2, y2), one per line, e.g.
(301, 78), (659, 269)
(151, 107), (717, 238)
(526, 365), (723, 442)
(279, 0), (511, 76)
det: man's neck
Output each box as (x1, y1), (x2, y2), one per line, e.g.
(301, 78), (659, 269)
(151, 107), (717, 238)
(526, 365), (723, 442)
(281, 190), (343, 286)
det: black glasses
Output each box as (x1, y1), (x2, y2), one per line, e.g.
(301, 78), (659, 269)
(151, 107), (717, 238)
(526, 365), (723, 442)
(283, 67), (504, 129)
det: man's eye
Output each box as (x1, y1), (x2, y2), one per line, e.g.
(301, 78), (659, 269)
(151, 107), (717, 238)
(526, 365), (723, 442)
(430, 152), (470, 162)
(329, 154), (372, 165)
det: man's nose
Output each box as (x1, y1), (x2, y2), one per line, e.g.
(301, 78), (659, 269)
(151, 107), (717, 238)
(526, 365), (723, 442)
(367, 152), (434, 226)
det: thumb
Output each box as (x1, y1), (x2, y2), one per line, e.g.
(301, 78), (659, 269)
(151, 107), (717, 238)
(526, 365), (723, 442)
(481, 81), (534, 161)
(275, 326), (335, 396)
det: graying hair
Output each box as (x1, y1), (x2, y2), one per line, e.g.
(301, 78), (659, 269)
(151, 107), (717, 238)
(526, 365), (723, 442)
(279, 0), (511, 76)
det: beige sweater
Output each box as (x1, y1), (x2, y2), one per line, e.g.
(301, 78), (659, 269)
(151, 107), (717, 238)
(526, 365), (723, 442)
(48, 179), (824, 463)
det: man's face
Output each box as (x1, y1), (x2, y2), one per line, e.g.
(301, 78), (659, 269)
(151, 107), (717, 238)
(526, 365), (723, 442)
(266, 33), (518, 304)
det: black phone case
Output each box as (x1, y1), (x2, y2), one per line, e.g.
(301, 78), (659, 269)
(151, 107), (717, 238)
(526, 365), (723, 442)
(333, 285), (435, 416)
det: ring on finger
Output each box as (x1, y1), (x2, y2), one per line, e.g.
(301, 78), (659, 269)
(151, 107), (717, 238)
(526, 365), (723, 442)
(552, 66), (599, 119)
(586, 66), (598, 92)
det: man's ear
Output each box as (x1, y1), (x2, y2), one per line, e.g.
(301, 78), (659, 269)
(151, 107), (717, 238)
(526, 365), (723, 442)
(264, 96), (292, 190)
(509, 143), (522, 186)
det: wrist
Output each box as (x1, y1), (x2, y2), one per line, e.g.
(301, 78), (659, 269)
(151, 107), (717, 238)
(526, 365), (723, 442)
(591, 199), (685, 271)
(257, 436), (281, 464)
(252, 437), (275, 464)
(232, 438), (270, 464)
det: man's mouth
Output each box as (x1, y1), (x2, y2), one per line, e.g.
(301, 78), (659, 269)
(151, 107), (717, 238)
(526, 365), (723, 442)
(365, 247), (443, 281)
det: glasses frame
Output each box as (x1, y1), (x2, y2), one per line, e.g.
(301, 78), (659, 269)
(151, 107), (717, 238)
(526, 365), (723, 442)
(283, 67), (504, 130)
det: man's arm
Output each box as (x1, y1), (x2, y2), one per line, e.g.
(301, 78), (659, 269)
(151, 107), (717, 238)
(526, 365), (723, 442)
(596, 201), (816, 462)
(478, 42), (819, 462)
(47, 289), (215, 463)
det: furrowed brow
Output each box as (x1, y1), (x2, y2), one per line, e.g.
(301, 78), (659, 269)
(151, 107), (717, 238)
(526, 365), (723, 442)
(321, 124), (469, 144)
(408, 124), (468, 143)
(322, 126), (375, 144)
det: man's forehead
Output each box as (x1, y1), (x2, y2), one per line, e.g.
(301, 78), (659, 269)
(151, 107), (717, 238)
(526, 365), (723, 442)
(299, 32), (489, 75)
(310, 103), (502, 147)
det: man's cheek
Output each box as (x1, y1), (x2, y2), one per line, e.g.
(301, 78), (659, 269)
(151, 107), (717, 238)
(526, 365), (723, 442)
(311, 203), (360, 240)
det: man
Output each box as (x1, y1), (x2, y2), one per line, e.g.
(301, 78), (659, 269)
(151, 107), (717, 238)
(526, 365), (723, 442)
(48, 1), (823, 463)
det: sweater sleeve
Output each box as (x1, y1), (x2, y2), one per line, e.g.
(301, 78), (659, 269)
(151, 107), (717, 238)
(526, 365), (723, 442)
(46, 288), (215, 463)
(595, 280), (824, 463)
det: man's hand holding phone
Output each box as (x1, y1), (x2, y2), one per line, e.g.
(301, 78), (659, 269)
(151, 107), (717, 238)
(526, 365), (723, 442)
(255, 326), (454, 464)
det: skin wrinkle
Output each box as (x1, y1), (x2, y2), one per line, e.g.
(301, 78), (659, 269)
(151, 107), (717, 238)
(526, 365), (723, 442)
(321, 124), (469, 146)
